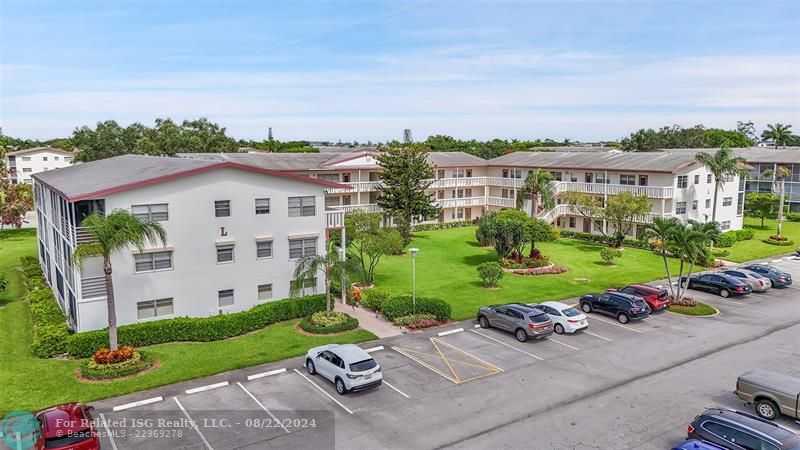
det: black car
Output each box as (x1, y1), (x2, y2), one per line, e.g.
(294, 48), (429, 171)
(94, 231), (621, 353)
(741, 264), (794, 288)
(688, 408), (800, 450)
(680, 273), (752, 298)
(579, 292), (651, 324)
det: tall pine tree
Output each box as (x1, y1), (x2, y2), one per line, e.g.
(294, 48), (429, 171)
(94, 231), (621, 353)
(377, 145), (439, 245)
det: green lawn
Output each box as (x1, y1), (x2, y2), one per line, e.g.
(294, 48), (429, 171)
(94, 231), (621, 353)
(724, 218), (800, 262)
(0, 229), (376, 414)
(373, 227), (684, 320)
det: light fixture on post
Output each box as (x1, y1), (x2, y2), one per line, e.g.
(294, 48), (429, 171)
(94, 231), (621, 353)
(408, 247), (419, 313)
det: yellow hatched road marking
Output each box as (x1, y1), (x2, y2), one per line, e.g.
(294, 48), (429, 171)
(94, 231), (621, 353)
(392, 338), (502, 384)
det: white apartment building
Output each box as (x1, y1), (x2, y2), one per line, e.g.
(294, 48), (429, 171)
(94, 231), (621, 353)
(4, 147), (74, 184)
(32, 155), (347, 332)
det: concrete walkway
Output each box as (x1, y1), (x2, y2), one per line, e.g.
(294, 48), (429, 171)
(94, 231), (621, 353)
(334, 300), (403, 338)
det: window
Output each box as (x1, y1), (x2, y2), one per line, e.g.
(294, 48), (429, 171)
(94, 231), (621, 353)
(215, 200), (231, 217)
(502, 169), (509, 178)
(675, 202), (687, 214)
(137, 298), (173, 320)
(619, 175), (636, 186)
(42, 156), (48, 161)
(54, 156), (59, 161)
(707, 173), (712, 183)
(694, 174), (700, 184)
(569, 217), (576, 228)
(692, 200), (698, 210)
(677, 176), (688, 188)
(134, 251), (173, 272)
(723, 174), (735, 182)
(501, 189), (509, 198)
(21, 156), (31, 161)
(705, 199), (711, 208)
(289, 237), (317, 259)
(437, 190), (445, 200)
(132, 203), (168, 221)
(218, 289), (234, 308)
(258, 284), (273, 301)
(288, 196), (315, 217)
(723, 197), (732, 206)
(255, 198), (270, 215)
(22, 167), (32, 172)
(64, 157), (72, 162)
(437, 169), (445, 179)
(317, 173), (340, 182)
(720, 221), (731, 230)
(550, 171), (562, 181)
(216, 244), (234, 263)
(256, 241), (273, 259)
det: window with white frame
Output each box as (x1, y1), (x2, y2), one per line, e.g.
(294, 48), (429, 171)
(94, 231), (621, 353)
(288, 196), (315, 217)
(720, 221), (731, 230)
(317, 173), (340, 182)
(293, 277), (316, 290)
(723, 197), (732, 206)
(137, 298), (173, 320)
(705, 199), (711, 208)
(675, 202), (687, 214)
(21, 156), (31, 161)
(677, 176), (688, 188)
(216, 244), (234, 263)
(256, 240), (273, 259)
(692, 200), (698, 210)
(694, 175), (700, 184)
(619, 175), (636, 186)
(707, 173), (712, 183)
(54, 156), (60, 161)
(569, 217), (576, 228)
(65, 157), (72, 162)
(289, 237), (317, 259)
(258, 284), (273, 301)
(215, 200), (231, 217)
(132, 203), (169, 221)
(255, 198), (270, 215)
(218, 289), (234, 308)
(723, 174), (735, 182)
(134, 251), (173, 272)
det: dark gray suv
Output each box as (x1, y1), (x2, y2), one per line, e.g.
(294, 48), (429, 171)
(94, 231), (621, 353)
(477, 304), (554, 342)
(688, 408), (800, 450)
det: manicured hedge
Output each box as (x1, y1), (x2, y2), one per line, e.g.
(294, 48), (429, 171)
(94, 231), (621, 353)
(734, 228), (755, 241)
(411, 219), (479, 232)
(298, 314), (358, 334)
(718, 233), (737, 248)
(558, 230), (655, 250)
(762, 238), (795, 246)
(66, 295), (326, 357)
(20, 258), (69, 358)
(361, 287), (391, 310)
(380, 295), (451, 322)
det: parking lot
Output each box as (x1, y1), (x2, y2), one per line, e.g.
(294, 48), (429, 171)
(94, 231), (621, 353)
(93, 256), (800, 449)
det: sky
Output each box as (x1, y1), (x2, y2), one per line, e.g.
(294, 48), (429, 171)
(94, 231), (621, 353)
(1, 0), (799, 142)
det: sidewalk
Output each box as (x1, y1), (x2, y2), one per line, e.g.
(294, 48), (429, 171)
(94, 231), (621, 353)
(334, 301), (404, 338)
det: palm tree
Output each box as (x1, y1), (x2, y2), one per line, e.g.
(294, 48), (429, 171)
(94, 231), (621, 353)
(695, 147), (749, 223)
(72, 210), (167, 350)
(761, 123), (793, 148)
(669, 224), (706, 303)
(683, 220), (722, 283)
(516, 169), (555, 218)
(644, 216), (681, 299)
(291, 240), (356, 317)
(762, 166), (791, 238)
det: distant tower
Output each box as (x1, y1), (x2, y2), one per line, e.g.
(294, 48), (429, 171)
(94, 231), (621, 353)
(268, 127), (273, 141)
(403, 128), (413, 144)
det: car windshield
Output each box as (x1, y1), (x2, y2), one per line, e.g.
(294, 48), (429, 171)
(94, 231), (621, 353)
(633, 300), (648, 308)
(657, 290), (668, 299)
(45, 429), (92, 448)
(530, 313), (550, 323)
(349, 358), (377, 372)
(562, 308), (581, 317)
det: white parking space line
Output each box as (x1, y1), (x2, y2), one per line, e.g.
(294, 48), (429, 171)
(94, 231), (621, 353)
(185, 381), (229, 394)
(99, 414), (118, 450)
(473, 324), (481, 328)
(247, 368), (287, 381)
(545, 337), (579, 350)
(292, 369), (354, 415)
(236, 382), (290, 434)
(586, 315), (644, 333)
(382, 380), (410, 399)
(364, 345), (385, 353)
(437, 328), (464, 337)
(112, 396), (163, 411)
(470, 329), (544, 360)
(173, 397), (214, 450)
(582, 330), (613, 342)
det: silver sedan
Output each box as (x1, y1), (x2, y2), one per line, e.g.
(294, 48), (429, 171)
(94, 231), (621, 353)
(719, 268), (772, 292)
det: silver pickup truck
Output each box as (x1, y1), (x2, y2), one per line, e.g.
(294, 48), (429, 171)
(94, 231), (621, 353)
(735, 369), (800, 421)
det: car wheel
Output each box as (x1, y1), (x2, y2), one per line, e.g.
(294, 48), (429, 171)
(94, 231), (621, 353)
(335, 377), (347, 395)
(720, 289), (730, 298)
(306, 359), (316, 375)
(554, 323), (565, 334)
(478, 316), (489, 329)
(681, 281), (688, 289)
(581, 303), (592, 313)
(755, 399), (780, 421)
(515, 329), (528, 342)
(617, 313), (630, 324)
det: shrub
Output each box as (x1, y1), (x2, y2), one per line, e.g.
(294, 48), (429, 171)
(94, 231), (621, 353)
(711, 248), (730, 258)
(31, 323), (69, 358)
(735, 228), (754, 241)
(346, 287), (361, 306)
(510, 265), (568, 275)
(20, 258), (69, 358)
(299, 313), (358, 334)
(66, 294), (326, 357)
(559, 230), (655, 250)
(92, 345), (135, 364)
(476, 262), (504, 287)
(600, 247), (622, 265)
(380, 295), (451, 322)
(361, 287), (390, 310)
(787, 212), (800, 222)
(411, 219), (479, 232)
(393, 314), (438, 329)
(500, 258), (550, 269)
(695, 246), (718, 267)
(763, 238), (795, 246)
(81, 351), (152, 380)
(718, 233), (738, 248)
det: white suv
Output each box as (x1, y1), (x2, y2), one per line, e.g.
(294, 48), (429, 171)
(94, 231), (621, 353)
(305, 344), (383, 395)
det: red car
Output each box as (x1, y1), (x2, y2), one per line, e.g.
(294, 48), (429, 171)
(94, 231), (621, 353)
(34, 403), (100, 450)
(607, 284), (670, 311)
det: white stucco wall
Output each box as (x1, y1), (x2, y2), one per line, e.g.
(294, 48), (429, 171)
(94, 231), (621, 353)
(7, 150), (73, 184)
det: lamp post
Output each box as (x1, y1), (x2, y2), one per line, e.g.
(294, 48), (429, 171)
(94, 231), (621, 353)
(408, 247), (419, 313)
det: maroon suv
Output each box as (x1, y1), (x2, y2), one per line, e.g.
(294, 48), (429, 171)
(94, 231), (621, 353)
(607, 284), (670, 311)
(35, 403), (100, 450)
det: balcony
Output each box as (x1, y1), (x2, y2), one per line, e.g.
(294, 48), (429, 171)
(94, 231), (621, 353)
(487, 197), (516, 208)
(437, 196), (485, 208)
(429, 177), (488, 189)
(325, 209), (345, 228)
(324, 180), (382, 194)
(553, 182), (673, 198)
(537, 204), (674, 224)
(328, 204), (383, 214)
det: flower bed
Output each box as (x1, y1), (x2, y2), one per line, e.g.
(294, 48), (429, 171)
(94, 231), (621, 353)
(80, 350), (153, 380)
(299, 312), (359, 334)
(502, 264), (568, 275)
(393, 314), (439, 329)
(763, 236), (795, 246)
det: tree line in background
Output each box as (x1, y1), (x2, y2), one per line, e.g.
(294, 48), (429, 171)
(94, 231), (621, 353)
(620, 122), (799, 152)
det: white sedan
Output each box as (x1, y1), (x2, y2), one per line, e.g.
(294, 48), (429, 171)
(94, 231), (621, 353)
(533, 301), (589, 334)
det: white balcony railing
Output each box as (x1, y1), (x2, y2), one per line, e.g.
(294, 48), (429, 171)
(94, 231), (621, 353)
(325, 209), (345, 228)
(487, 197), (516, 208)
(537, 204), (674, 224)
(552, 181), (673, 199)
(436, 197), (486, 209)
(328, 204), (383, 214)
